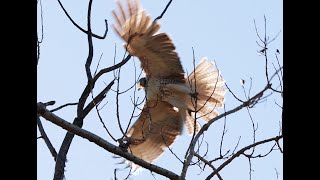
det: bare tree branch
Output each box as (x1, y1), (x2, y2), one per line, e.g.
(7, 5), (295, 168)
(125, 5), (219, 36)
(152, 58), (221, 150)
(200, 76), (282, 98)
(37, 0), (44, 64)
(81, 80), (115, 119)
(54, 78), (114, 180)
(154, 0), (173, 22)
(205, 135), (282, 180)
(93, 54), (132, 83)
(180, 83), (272, 179)
(37, 102), (180, 180)
(194, 153), (223, 180)
(57, 0), (108, 39)
(90, 83), (117, 142)
(50, 103), (78, 113)
(85, 0), (94, 82)
(37, 116), (57, 161)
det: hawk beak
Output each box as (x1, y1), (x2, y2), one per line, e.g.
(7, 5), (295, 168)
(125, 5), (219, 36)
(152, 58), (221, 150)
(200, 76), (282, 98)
(136, 83), (143, 91)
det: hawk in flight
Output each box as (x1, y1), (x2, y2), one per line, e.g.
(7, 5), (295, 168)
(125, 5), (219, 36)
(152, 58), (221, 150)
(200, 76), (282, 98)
(112, 0), (226, 172)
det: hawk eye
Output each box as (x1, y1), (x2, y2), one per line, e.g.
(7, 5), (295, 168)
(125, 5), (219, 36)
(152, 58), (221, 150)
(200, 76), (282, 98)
(139, 77), (147, 87)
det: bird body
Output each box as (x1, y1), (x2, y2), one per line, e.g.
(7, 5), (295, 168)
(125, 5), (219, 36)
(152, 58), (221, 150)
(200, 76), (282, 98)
(112, 0), (226, 172)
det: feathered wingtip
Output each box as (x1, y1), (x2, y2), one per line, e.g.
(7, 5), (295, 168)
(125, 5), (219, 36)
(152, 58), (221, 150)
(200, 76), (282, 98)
(112, 0), (160, 43)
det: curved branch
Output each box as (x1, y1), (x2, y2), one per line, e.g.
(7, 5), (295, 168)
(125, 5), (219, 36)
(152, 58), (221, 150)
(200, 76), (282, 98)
(57, 0), (108, 39)
(205, 135), (283, 180)
(85, 0), (94, 82)
(180, 84), (272, 179)
(93, 54), (132, 83)
(154, 0), (173, 22)
(37, 103), (179, 180)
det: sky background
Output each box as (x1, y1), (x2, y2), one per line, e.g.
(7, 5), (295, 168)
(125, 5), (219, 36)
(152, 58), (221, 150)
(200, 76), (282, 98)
(37, 0), (283, 179)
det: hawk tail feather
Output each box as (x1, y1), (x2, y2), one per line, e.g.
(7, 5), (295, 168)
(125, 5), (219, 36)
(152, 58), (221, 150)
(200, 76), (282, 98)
(187, 57), (226, 123)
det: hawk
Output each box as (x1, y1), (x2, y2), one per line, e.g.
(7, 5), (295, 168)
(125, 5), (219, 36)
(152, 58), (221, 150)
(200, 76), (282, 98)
(112, 0), (226, 171)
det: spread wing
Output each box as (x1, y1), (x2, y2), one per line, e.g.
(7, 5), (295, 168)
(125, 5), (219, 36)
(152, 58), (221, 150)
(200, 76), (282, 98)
(112, 0), (185, 81)
(125, 100), (183, 172)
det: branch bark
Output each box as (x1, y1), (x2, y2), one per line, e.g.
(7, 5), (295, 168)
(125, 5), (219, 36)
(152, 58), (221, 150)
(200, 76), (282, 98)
(37, 103), (179, 180)
(53, 80), (114, 180)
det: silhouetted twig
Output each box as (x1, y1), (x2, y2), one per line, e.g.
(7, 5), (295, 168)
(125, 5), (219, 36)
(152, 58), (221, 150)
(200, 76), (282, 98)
(57, 0), (108, 39)
(37, 116), (57, 161)
(205, 135), (283, 180)
(50, 103), (78, 112)
(154, 0), (173, 22)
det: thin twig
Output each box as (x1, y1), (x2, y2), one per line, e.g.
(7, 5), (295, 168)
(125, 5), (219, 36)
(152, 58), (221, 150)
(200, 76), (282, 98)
(205, 135), (283, 180)
(37, 116), (58, 161)
(180, 83), (272, 179)
(94, 54), (132, 83)
(37, 0), (44, 64)
(194, 153), (223, 180)
(154, 0), (173, 22)
(115, 66), (126, 136)
(50, 103), (78, 112)
(225, 83), (244, 103)
(94, 53), (104, 76)
(90, 85), (117, 142)
(219, 106), (228, 157)
(81, 80), (115, 119)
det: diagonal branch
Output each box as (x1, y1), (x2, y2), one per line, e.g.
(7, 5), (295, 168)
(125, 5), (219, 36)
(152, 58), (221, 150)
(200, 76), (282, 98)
(194, 153), (223, 180)
(180, 83), (272, 179)
(57, 0), (108, 39)
(37, 116), (58, 161)
(154, 0), (173, 22)
(53, 80), (114, 180)
(50, 102), (78, 113)
(37, 103), (180, 180)
(81, 79), (115, 119)
(205, 135), (283, 180)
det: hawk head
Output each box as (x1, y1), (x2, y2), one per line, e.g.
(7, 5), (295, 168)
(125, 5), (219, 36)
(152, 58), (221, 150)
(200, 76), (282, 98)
(137, 77), (147, 91)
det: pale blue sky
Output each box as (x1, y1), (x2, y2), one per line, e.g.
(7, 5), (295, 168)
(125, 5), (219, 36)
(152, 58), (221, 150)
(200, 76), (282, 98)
(37, 0), (283, 179)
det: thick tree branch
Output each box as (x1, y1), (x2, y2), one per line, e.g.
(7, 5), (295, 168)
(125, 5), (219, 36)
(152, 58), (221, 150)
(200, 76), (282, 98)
(205, 135), (283, 180)
(85, 0), (94, 82)
(53, 80), (114, 180)
(37, 103), (179, 180)
(57, 0), (108, 39)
